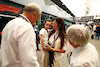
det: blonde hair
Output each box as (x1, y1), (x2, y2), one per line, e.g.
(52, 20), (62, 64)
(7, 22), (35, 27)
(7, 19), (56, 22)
(66, 24), (89, 46)
(23, 3), (41, 15)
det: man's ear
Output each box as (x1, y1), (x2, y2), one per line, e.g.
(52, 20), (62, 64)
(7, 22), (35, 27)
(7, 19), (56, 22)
(32, 12), (37, 16)
(30, 12), (37, 19)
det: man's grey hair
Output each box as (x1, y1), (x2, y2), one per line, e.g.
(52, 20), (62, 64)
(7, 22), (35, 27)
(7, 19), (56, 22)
(23, 3), (41, 15)
(66, 24), (90, 46)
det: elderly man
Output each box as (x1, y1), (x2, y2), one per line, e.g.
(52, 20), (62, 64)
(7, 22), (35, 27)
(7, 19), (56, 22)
(1, 3), (41, 67)
(66, 25), (100, 67)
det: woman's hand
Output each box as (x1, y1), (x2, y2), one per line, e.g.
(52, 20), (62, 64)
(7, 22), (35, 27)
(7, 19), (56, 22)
(44, 44), (66, 53)
(45, 44), (53, 51)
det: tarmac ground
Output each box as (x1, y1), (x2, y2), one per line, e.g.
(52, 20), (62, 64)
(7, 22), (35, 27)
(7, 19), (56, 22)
(37, 38), (100, 67)
(0, 38), (100, 67)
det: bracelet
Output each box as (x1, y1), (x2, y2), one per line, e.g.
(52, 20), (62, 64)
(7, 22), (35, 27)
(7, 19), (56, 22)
(53, 49), (55, 52)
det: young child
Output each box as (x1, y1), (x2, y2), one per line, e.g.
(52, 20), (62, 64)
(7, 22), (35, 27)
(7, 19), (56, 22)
(39, 20), (52, 67)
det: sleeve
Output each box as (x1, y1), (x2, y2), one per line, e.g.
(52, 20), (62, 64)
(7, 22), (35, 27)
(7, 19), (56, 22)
(39, 28), (45, 36)
(17, 27), (39, 67)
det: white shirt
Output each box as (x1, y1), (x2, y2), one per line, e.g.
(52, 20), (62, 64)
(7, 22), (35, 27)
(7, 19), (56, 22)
(48, 31), (67, 61)
(93, 25), (96, 31)
(39, 28), (48, 45)
(1, 15), (39, 67)
(69, 43), (100, 67)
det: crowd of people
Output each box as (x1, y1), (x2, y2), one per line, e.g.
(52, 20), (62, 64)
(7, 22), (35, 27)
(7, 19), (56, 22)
(85, 23), (100, 40)
(1, 3), (100, 67)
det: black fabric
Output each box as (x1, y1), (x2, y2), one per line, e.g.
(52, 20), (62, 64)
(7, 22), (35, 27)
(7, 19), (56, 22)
(36, 32), (40, 50)
(91, 35), (94, 39)
(36, 32), (40, 43)
(49, 51), (54, 67)
(96, 27), (100, 33)
(94, 30), (96, 32)
(48, 43), (54, 67)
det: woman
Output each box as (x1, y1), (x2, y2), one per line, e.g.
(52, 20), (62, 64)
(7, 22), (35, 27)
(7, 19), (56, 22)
(46, 18), (67, 67)
(66, 24), (100, 67)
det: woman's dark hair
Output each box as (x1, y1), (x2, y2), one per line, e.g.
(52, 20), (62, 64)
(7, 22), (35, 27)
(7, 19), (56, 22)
(49, 18), (66, 49)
